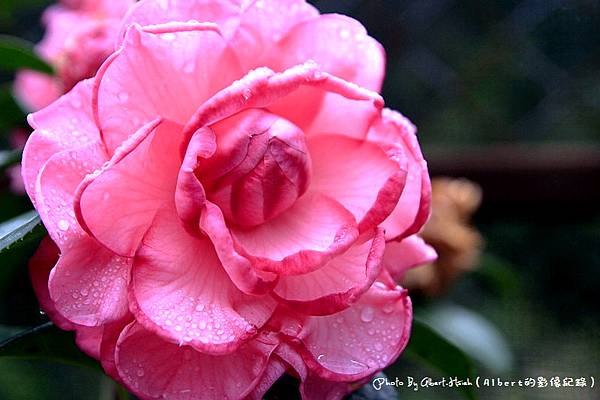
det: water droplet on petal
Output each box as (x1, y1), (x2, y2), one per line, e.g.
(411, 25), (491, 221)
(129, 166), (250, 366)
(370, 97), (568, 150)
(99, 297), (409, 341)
(242, 88), (252, 100)
(58, 220), (69, 231)
(360, 306), (374, 323)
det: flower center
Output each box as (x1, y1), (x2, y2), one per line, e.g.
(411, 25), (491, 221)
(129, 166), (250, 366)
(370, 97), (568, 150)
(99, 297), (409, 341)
(199, 109), (312, 229)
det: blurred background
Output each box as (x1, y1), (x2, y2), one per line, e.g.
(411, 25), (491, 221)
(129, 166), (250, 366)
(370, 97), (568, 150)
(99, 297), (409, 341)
(1, 0), (599, 399)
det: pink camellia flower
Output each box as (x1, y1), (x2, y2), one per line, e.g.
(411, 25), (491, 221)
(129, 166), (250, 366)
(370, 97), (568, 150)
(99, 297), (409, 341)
(13, 0), (134, 112)
(23, 1), (435, 399)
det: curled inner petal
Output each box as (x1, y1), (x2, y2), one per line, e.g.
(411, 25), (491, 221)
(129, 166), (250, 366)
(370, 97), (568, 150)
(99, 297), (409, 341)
(200, 109), (312, 229)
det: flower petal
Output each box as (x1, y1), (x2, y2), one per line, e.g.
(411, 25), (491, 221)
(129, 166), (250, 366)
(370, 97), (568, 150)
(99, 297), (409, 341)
(235, 0), (318, 69)
(308, 134), (407, 233)
(274, 229), (385, 316)
(273, 14), (384, 92)
(294, 284), (412, 381)
(368, 109), (432, 240)
(13, 71), (62, 112)
(183, 62), (382, 145)
(75, 326), (105, 359)
(274, 342), (351, 400)
(48, 235), (131, 327)
(35, 142), (106, 250)
(119, 0), (241, 41)
(246, 355), (288, 400)
(95, 22), (243, 153)
(130, 204), (276, 354)
(75, 119), (183, 257)
(175, 127), (216, 234)
(22, 79), (102, 204)
(227, 192), (359, 275)
(383, 235), (437, 282)
(29, 237), (75, 330)
(115, 322), (276, 400)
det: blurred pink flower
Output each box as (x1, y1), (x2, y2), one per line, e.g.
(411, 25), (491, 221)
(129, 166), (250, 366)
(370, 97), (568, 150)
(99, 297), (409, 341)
(13, 0), (134, 112)
(24, 1), (434, 398)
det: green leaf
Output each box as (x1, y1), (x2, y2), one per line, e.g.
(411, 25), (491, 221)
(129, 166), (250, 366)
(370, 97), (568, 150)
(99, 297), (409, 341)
(0, 322), (100, 370)
(0, 149), (21, 172)
(0, 35), (53, 74)
(0, 210), (44, 254)
(418, 303), (514, 375)
(404, 318), (478, 400)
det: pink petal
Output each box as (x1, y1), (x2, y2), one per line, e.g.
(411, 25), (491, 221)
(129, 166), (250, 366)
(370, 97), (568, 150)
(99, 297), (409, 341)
(267, 76), (383, 141)
(228, 192), (359, 275)
(29, 237), (117, 360)
(22, 79), (103, 205)
(294, 285), (412, 381)
(64, 0), (134, 17)
(308, 134), (407, 232)
(234, 0), (319, 69)
(246, 355), (288, 400)
(198, 201), (279, 295)
(273, 14), (384, 92)
(13, 71), (62, 112)
(274, 229), (385, 316)
(119, 0), (241, 41)
(95, 22), (243, 154)
(29, 237), (75, 330)
(368, 109), (432, 240)
(35, 142), (106, 250)
(182, 62), (382, 146)
(48, 235), (131, 326)
(75, 119), (183, 257)
(274, 342), (351, 400)
(99, 315), (133, 383)
(115, 322), (276, 400)
(75, 326), (105, 359)
(384, 235), (437, 281)
(130, 204), (276, 354)
(175, 127), (216, 235)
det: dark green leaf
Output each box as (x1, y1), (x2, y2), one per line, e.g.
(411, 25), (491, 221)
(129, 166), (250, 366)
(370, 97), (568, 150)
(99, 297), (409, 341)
(404, 318), (477, 400)
(0, 210), (44, 254)
(418, 304), (514, 375)
(0, 35), (53, 74)
(0, 322), (100, 370)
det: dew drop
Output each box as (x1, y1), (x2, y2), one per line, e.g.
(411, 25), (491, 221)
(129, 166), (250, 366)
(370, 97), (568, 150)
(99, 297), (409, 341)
(339, 28), (350, 39)
(242, 88), (252, 100)
(58, 220), (70, 231)
(360, 306), (374, 323)
(382, 303), (395, 314)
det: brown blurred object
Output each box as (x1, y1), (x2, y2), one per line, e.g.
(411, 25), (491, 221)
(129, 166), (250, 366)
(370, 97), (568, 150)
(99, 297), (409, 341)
(403, 177), (483, 296)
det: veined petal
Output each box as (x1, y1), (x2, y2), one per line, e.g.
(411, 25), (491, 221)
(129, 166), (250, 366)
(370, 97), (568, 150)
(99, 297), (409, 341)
(294, 285), (412, 382)
(75, 119), (183, 257)
(272, 14), (385, 92)
(228, 192), (359, 275)
(368, 109), (432, 240)
(22, 79), (103, 205)
(308, 134), (407, 233)
(95, 22), (243, 153)
(48, 235), (131, 327)
(274, 229), (385, 316)
(383, 235), (437, 281)
(115, 322), (276, 400)
(130, 204), (276, 354)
